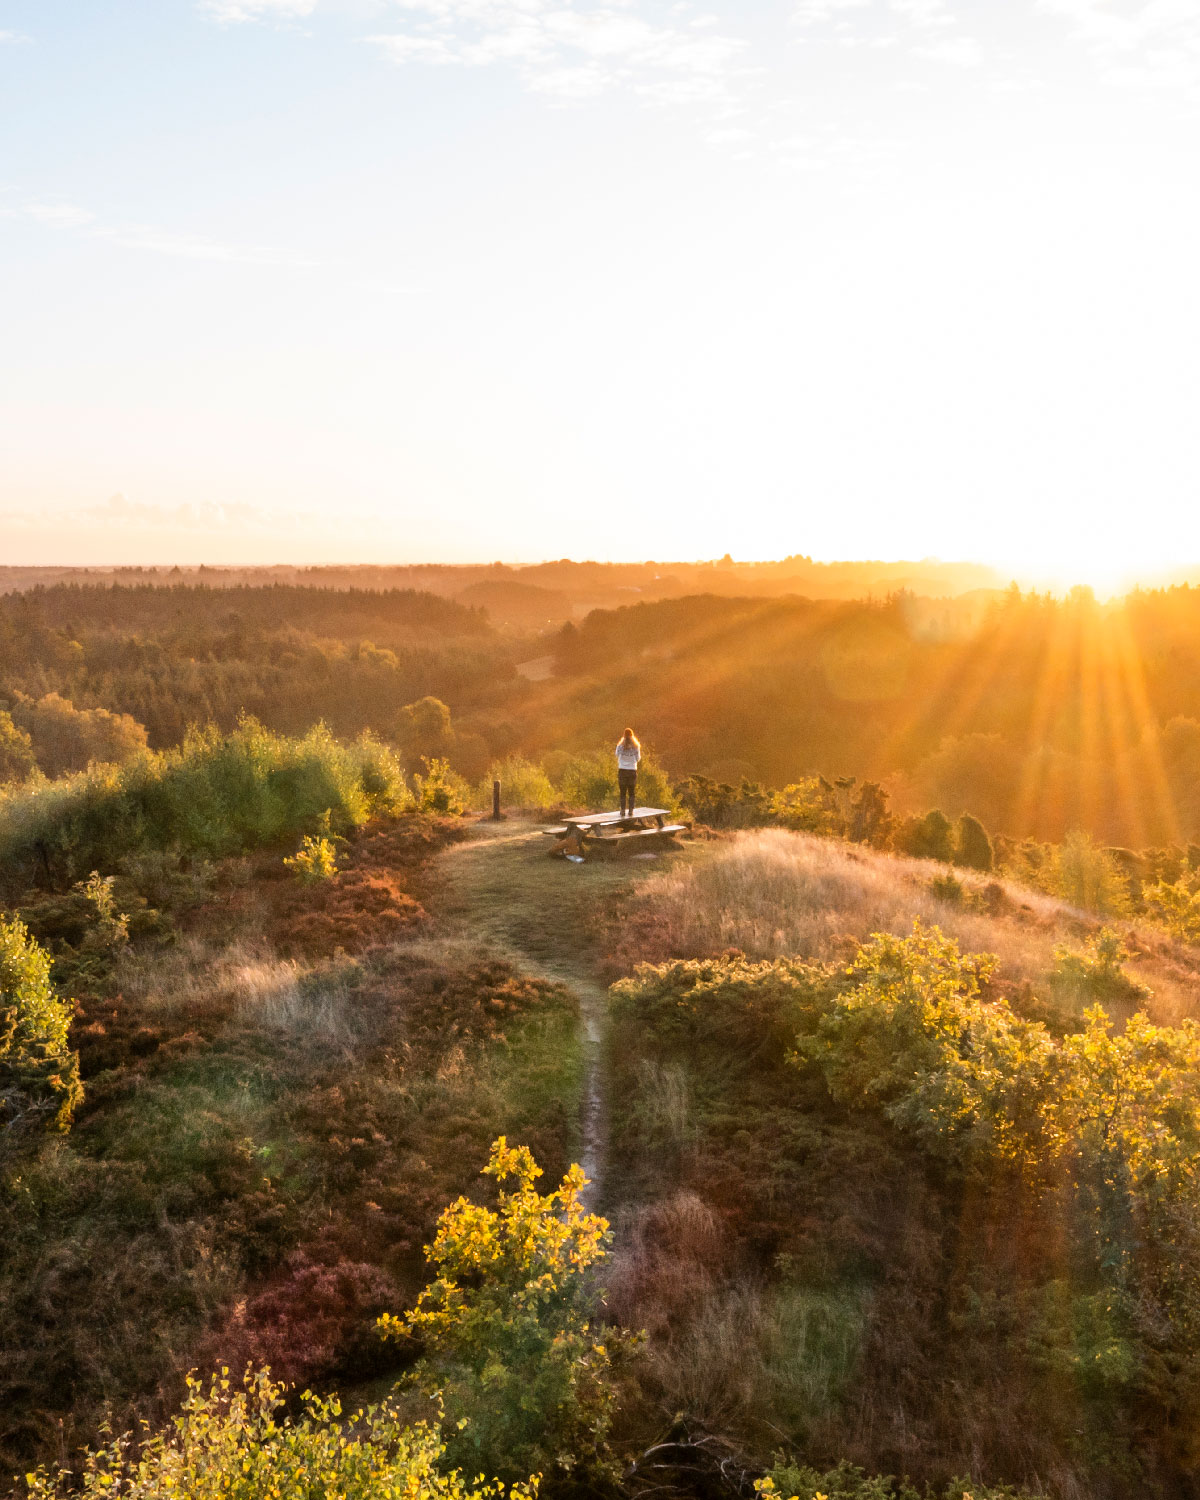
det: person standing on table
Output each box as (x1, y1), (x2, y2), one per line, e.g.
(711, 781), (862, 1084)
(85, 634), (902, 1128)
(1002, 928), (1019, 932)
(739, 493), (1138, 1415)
(615, 727), (641, 816)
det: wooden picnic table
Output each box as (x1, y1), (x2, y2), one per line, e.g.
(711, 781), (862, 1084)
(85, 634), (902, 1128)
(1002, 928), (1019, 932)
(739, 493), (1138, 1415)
(546, 807), (690, 858)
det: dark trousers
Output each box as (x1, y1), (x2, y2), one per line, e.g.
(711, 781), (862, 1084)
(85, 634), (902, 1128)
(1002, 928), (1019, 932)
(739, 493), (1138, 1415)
(618, 768), (637, 815)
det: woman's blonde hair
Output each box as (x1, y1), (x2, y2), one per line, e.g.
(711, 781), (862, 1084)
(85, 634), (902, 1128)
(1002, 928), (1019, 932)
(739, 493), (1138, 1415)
(621, 728), (640, 749)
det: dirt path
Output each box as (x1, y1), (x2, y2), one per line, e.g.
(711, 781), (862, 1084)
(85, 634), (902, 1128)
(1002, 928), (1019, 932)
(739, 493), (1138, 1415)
(434, 818), (668, 1205)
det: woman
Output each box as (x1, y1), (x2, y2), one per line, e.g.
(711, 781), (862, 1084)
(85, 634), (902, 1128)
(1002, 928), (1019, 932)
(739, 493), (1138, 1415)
(615, 727), (641, 816)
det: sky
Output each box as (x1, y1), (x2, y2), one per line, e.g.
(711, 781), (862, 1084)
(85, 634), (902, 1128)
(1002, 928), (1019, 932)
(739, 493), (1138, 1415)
(2, 0), (1200, 585)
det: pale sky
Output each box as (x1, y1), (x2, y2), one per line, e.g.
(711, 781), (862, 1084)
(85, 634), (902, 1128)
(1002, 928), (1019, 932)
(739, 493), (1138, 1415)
(3, 0), (1200, 584)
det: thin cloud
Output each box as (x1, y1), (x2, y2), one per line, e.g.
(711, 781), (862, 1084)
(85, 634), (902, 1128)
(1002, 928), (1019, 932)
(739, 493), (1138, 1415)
(10, 199), (316, 268)
(368, 0), (746, 109)
(199, 0), (316, 23)
(793, 0), (981, 71)
(914, 35), (983, 65)
(1038, 0), (1200, 84)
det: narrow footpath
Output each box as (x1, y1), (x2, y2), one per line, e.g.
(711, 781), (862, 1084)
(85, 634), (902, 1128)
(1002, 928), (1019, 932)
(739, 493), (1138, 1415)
(434, 819), (663, 1205)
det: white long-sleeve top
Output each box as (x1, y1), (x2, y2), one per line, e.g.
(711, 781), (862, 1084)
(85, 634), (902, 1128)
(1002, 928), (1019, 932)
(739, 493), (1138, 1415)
(616, 741), (641, 770)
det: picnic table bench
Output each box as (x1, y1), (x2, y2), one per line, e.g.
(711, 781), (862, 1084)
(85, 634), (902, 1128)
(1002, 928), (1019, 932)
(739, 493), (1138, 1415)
(545, 807), (690, 859)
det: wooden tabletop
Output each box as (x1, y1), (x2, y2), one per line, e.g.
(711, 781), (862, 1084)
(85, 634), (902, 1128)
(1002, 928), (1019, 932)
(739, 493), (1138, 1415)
(564, 807), (669, 829)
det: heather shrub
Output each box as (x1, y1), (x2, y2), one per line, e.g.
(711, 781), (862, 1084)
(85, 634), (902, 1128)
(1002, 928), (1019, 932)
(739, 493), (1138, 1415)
(0, 915), (82, 1148)
(380, 1137), (636, 1485)
(22, 1367), (535, 1500)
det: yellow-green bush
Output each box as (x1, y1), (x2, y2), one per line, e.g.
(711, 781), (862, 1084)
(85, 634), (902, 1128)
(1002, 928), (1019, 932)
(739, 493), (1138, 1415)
(380, 1137), (635, 1485)
(22, 1367), (535, 1500)
(0, 916), (81, 1147)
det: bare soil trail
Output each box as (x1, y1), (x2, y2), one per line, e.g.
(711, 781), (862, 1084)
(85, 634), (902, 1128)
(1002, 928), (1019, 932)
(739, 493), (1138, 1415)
(433, 818), (678, 1205)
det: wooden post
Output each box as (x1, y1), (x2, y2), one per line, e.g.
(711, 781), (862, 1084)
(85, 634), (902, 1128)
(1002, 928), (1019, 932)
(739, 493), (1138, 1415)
(492, 778), (501, 820)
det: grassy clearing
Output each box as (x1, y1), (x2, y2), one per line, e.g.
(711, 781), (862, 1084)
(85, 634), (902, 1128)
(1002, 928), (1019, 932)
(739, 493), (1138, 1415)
(607, 828), (1200, 1026)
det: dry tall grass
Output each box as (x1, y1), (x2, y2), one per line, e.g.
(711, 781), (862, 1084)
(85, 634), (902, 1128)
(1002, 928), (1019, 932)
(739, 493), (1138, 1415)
(619, 829), (1200, 1024)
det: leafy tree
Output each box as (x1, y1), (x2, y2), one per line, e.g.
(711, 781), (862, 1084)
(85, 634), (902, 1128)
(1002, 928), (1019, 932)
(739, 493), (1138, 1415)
(908, 732), (1021, 835)
(0, 915), (82, 1147)
(1041, 830), (1131, 916)
(954, 812), (994, 871)
(13, 692), (148, 778)
(23, 1367), (535, 1500)
(0, 710), (36, 785)
(398, 696), (455, 768)
(379, 1137), (635, 1484)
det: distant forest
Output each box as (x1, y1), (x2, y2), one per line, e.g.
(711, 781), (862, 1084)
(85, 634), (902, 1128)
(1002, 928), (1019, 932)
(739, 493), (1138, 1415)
(6, 578), (1200, 847)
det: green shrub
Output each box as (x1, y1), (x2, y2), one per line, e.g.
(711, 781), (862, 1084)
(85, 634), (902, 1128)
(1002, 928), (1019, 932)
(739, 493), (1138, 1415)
(413, 756), (470, 815)
(284, 833), (339, 883)
(675, 774), (775, 829)
(795, 923), (1055, 1169)
(475, 755), (557, 812)
(22, 1366), (534, 1500)
(1144, 877), (1200, 943)
(895, 808), (954, 862)
(557, 749), (676, 813)
(0, 719), (412, 884)
(0, 915), (82, 1146)
(761, 1464), (1043, 1500)
(78, 871), (130, 949)
(380, 1137), (636, 1485)
(930, 871), (965, 905)
(1049, 928), (1149, 1011)
(954, 813), (994, 872)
